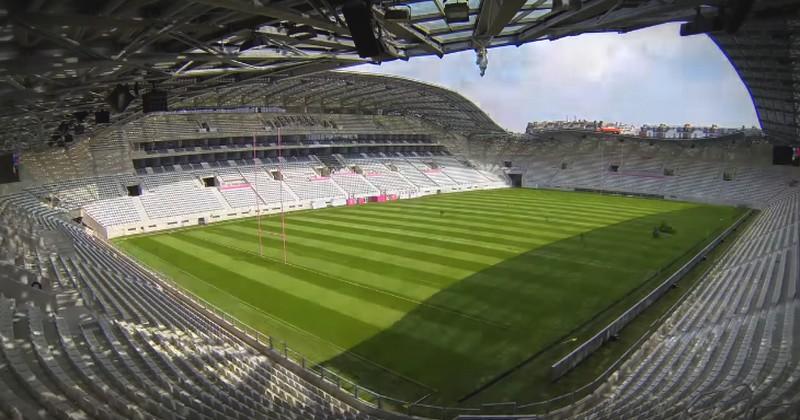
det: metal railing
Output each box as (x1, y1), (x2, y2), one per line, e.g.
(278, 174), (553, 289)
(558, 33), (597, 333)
(550, 209), (752, 379)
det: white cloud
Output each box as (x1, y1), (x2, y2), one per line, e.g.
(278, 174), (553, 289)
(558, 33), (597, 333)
(348, 23), (759, 132)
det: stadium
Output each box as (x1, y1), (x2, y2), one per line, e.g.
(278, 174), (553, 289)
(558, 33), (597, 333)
(0, 0), (798, 419)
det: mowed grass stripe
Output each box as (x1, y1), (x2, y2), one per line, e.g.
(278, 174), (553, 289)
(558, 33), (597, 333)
(178, 230), (510, 331)
(453, 189), (689, 212)
(121, 236), (387, 346)
(235, 219), (496, 271)
(406, 197), (663, 225)
(157, 234), (510, 364)
(209, 224), (469, 285)
(159, 234), (413, 327)
(195, 227), (450, 297)
(120, 238), (475, 393)
(295, 212), (543, 249)
(338, 206), (592, 239)
(340, 204), (674, 242)
(344, 197), (660, 232)
(239, 216), (519, 258)
(391, 200), (648, 229)
(429, 192), (673, 216)
(295, 210), (688, 259)
(238, 216), (640, 290)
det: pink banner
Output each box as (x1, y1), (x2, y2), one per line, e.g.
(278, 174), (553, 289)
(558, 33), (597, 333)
(346, 198), (356, 206)
(220, 183), (251, 191)
(376, 195), (387, 202)
(357, 197), (366, 205)
(388, 194), (398, 201)
(310, 176), (330, 181)
(365, 172), (382, 177)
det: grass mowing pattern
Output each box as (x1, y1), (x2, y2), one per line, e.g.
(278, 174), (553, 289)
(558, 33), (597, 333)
(114, 188), (744, 405)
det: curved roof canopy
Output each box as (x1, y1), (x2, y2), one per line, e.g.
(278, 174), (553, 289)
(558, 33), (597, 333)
(101, 71), (505, 141)
(0, 0), (797, 149)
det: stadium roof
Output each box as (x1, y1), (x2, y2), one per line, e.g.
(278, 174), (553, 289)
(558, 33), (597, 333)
(1, 0), (798, 150)
(97, 71), (505, 142)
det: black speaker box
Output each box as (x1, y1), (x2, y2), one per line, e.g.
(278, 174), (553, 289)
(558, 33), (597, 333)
(95, 111), (110, 124)
(142, 90), (168, 114)
(342, 0), (383, 58)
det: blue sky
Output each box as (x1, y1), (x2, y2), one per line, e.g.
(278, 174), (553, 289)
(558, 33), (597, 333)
(349, 23), (760, 133)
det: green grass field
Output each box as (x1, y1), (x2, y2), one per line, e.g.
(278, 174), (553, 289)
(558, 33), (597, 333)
(114, 188), (744, 406)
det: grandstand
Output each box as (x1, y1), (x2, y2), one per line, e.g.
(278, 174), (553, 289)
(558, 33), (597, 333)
(2, 0), (800, 419)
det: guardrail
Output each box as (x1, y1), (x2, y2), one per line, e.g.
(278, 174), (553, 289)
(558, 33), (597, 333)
(550, 209), (752, 380)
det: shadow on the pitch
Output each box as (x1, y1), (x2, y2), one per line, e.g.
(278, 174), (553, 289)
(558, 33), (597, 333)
(319, 205), (737, 405)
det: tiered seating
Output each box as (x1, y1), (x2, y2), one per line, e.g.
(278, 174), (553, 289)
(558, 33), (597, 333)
(137, 173), (226, 219)
(32, 178), (126, 211)
(568, 191), (800, 419)
(349, 160), (416, 193)
(0, 195), (369, 419)
(281, 166), (346, 201)
(215, 168), (266, 209)
(665, 159), (723, 200)
(482, 136), (800, 208)
(391, 160), (439, 189)
(140, 190), (224, 219)
(83, 197), (143, 227)
(549, 152), (605, 190)
(140, 173), (199, 193)
(24, 156), (500, 234)
(331, 170), (379, 197)
(436, 158), (492, 185)
(239, 167), (297, 204)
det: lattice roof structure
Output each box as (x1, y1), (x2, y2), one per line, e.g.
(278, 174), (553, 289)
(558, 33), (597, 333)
(1, 0), (798, 150)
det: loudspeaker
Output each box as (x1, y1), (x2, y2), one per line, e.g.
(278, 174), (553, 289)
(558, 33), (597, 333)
(142, 90), (168, 113)
(105, 84), (135, 113)
(95, 111), (110, 124)
(773, 146), (794, 165)
(342, 0), (383, 58)
(73, 111), (89, 122)
(126, 185), (141, 196)
(680, 14), (724, 36)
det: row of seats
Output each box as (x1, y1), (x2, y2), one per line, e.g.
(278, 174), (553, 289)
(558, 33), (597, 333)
(566, 191), (800, 419)
(466, 135), (798, 208)
(0, 195), (371, 420)
(2, 166), (799, 419)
